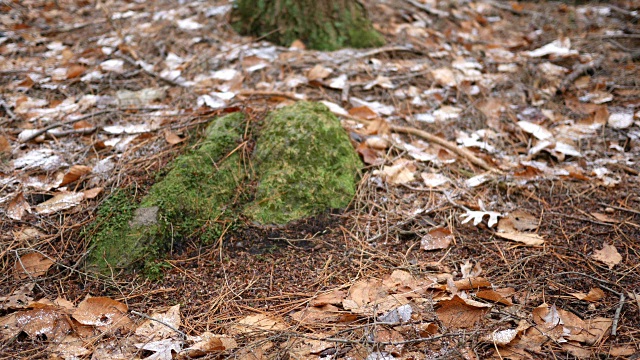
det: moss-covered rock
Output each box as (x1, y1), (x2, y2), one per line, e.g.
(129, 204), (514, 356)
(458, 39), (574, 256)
(245, 102), (361, 224)
(87, 112), (248, 273)
(87, 102), (361, 274)
(231, 0), (385, 51)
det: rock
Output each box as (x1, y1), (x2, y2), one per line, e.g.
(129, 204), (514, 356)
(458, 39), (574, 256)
(86, 102), (361, 274)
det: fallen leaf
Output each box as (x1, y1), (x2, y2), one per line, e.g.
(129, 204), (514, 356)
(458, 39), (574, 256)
(591, 212), (619, 223)
(230, 314), (286, 334)
(135, 304), (181, 340)
(7, 192), (31, 220)
(164, 130), (185, 145)
(0, 283), (35, 310)
(306, 64), (332, 81)
(66, 65), (87, 79)
(349, 106), (378, 120)
(35, 192), (84, 214)
(83, 187), (103, 199)
(59, 165), (92, 186)
(310, 290), (346, 306)
(135, 338), (182, 360)
(0, 135), (11, 155)
(421, 227), (453, 251)
(494, 231), (545, 246)
(476, 288), (515, 306)
(14, 252), (54, 279)
(460, 260), (482, 278)
(421, 172), (450, 188)
(592, 243), (622, 269)
(72, 297), (132, 333)
(436, 295), (491, 329)
(183, 332), (237, 357)
(570, 287), (605, 302)
(460, 210), (501, 227)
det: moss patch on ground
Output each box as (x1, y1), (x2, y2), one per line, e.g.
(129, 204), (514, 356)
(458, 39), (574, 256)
(87, 102), (362, 274)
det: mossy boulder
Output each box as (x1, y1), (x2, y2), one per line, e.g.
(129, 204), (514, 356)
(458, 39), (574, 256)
(87, 102), (361, 274)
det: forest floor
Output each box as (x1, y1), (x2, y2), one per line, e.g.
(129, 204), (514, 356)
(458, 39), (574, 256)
(1, 0), (639, 359)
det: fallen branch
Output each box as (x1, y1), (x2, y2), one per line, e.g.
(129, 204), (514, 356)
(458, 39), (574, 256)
(390, 125), (500, 172)
(237, 90), (305, 101)
(335, 46), (420, 65)
(404, 0), (450, 18)
(557, 56), (604, 94)
(611, 293), (625, 336)
(20, 110), (113, 143)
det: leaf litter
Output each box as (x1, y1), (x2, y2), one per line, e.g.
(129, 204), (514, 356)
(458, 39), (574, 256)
(1, 0), (639, 358)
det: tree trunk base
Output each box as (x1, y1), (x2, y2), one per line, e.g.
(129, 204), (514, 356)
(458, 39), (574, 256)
(231, 0), (385, 51)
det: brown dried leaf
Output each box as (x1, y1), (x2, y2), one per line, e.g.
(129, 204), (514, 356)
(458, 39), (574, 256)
(570, 287), (605, 302)
(184, 332), (237, 357)
(310, 290), (345, 306)
(421, 227), (453, 251)
(7, 192), (31, 221)
(59, 165), (92, 186)
(72, 297), (132, 333)
(83, 187), (103, 199)
(494, 231), (545, 246)
(164, 130), (185, 145)
(66, 65), (87, 79)
(348, 106), (378, 120)
(591, 212), (619, 223)
(35, 192), (84, 215)
(476, 288), (514, 306)
(14, 252), (54, 279)
(0, 283), (35, 310)
(2, 306), (72, 341)
(592, 243), (622, 269)
(73, 120), (93, 130)
(306, 64), (332, 81)
(230, 314), (287, 334)
(436, 295), (491, 329)
(0, 134), (11, 155)
(135, 304), (181, 341)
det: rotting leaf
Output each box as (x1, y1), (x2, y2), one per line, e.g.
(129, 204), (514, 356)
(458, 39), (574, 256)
(592, 243), (622, 269)
(0, 283), (35, 310)
(14, 252), (54, 279)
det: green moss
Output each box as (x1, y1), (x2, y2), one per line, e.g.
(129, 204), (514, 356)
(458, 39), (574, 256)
(245, 102), (362, 224)
(87, 113), (248, 273)
(231, 0), (384, 51)
(87, 103), (362, 274)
